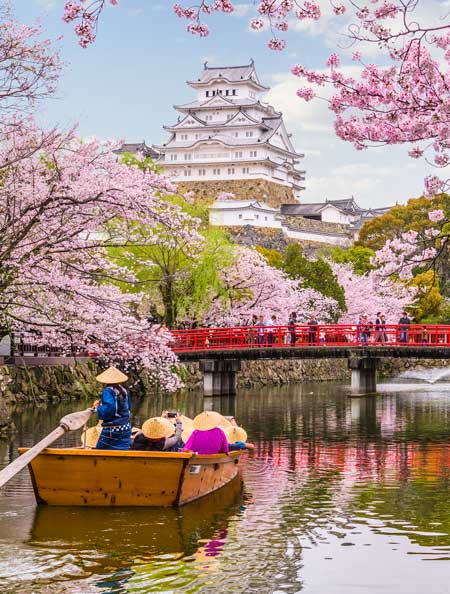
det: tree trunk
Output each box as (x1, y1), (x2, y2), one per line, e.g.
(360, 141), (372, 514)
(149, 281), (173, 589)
(160, 280), (178, 329)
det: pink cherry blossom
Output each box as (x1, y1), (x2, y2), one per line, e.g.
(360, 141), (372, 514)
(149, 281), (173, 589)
(332, 263), (415, 323)
(203, 247), (338, 326)
(428, 209), (445, 222)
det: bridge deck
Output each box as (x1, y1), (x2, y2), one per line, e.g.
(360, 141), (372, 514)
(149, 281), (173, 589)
(177, 345), (450, 362)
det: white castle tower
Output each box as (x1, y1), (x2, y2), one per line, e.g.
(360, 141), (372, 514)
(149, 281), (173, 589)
(154, 61), (305, 206)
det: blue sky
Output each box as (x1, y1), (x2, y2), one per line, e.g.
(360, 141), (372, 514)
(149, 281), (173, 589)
(15, 1), (433, 208)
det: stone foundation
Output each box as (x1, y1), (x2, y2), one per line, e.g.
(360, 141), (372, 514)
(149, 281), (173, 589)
(177, 178), (298, 208)
(284, 215), (349, 234)
(379, 358), (450, 377)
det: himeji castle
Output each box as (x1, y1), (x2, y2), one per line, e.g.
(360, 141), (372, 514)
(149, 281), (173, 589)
(154, 60), (305, 206)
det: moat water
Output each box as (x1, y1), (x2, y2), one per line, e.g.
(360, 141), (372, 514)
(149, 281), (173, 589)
(0, 379), (449, 593)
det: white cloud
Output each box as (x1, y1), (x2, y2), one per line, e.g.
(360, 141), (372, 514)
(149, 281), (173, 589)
(232, 4), (253, 18)
(128, 9), (144, 18)
(35, 0), (56, 10)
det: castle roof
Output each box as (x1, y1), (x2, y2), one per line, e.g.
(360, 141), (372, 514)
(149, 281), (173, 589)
(211, 199), (279, 213)
(114, 141), (159, 160)
(187, 61), (269, 90)
(174, 97), (275, 112)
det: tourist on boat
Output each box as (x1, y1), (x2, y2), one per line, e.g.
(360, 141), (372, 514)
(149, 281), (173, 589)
(164, 410), (194, 451)
(224, 426), (255, 451)
(92, 366), (132, 450)
(131, 415), (183, 451)
(183, 411), (229, 455)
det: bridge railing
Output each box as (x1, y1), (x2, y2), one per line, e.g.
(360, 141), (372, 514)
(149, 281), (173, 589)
(9, 332), (90, 358)
(169, 324), (450, 352)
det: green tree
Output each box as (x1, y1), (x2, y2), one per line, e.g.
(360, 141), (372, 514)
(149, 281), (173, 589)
(255, 245), (283, 269)
(282, 243), (346, 315)
(409, 271), (444, 322)
(330, 245), (375, 275)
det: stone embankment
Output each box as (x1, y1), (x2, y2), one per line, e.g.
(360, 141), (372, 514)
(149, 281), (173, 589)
(181, 359), (349, 389)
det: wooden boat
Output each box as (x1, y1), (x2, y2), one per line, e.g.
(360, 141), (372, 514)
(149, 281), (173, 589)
(29, 476), (243, 564)
(18, 447), (243, 507)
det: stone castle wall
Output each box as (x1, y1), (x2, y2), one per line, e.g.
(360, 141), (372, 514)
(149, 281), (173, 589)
(284, 215), (351, 235)
(176, 178), (298, 208)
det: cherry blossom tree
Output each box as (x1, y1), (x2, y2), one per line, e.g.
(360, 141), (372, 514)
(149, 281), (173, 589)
(332, 262), (415, 324)
(0, 13), (61, 116)
(0, 119), (209, 390)
(203, 246), (338, 325)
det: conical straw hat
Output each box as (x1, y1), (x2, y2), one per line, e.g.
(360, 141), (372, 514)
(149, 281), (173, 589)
(95, 366), (128, 384)
(142, 417), (175, 439)
(193, 411), (223, 431)
(218, 416), (233, 430)
(81, 423), (102, 448)
(182, 426), (195, 444)
(224, 426), (247, 444)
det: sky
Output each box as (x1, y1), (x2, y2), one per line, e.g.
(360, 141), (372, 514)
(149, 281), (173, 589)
(14, 0), (435, 208)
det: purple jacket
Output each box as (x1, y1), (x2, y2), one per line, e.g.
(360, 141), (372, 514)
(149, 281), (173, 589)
(184, 427), (229, 455)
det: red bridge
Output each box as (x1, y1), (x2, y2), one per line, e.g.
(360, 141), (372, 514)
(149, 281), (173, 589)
(169, 324), (450, 396)
(171, 323), (450, 354)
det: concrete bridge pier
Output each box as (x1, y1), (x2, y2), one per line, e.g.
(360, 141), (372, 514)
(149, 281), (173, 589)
(349, 357), (378, 395)
(200, 359), (241, 397)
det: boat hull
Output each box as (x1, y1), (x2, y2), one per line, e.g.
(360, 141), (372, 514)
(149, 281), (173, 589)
(18, 448), (243, 507)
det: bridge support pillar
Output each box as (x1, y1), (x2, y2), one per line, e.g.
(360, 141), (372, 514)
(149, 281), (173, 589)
(348, 357), (378, 395)
(200, 359), (241, 396)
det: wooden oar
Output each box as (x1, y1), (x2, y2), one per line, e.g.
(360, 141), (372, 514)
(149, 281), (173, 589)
(0, 407), (95, 489)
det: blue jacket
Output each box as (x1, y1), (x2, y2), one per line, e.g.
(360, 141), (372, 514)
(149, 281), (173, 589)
(97, 386), (131, 426)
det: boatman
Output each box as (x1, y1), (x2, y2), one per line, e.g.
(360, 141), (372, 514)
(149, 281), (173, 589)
(92, 366), (132, 450)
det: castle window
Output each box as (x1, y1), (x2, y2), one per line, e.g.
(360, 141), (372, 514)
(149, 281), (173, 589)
(206, 91), (210, 97)
(227, 167), (235, 175)
(250, 150), (257, 157)
(195, 133), (201, 139)
(235, 151), (242, 158)
(198, 169), (206, 176)
(225, 90), (229, 96)
(180, 134), (188, 140)
(184, 169), (191, 177)
(213, 168), (221, 175)
(246, 131), (254, 138)
(255, 215), (259, 220)
(265, 216), (268, 221)
(184, 154), (192, 160)
(242, 167), (250, 174)
(170, 154), (177, 161)
(239, 214), (242, 219)
(234, 132), (239, 138)
(232, 89), (236, 96)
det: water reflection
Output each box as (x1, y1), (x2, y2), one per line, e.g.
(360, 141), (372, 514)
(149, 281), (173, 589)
(0, 381), (448, 593)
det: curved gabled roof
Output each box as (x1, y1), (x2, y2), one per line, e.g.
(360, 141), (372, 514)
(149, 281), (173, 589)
(187, 61), (270, 91)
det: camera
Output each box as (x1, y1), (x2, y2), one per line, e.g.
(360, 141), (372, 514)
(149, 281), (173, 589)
(167, 411), (178, 418)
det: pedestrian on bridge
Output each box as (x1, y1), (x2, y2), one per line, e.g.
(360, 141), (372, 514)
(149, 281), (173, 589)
(307, 315), (318, 345)
(399, 312), (410, 343)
